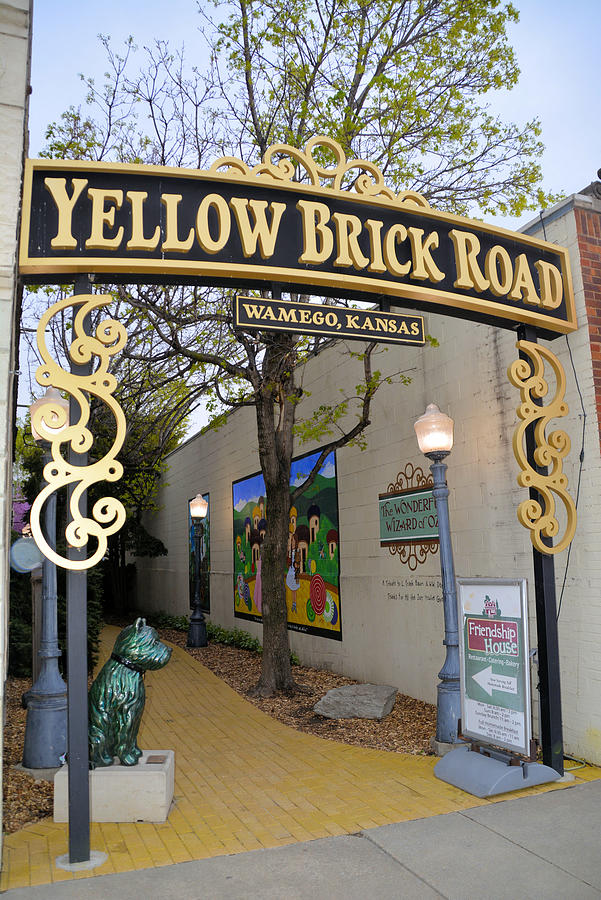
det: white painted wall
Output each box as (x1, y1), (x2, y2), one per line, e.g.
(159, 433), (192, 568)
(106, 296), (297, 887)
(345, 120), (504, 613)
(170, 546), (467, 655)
(138, 192), (601, 764)
(0, 0), (32, 856)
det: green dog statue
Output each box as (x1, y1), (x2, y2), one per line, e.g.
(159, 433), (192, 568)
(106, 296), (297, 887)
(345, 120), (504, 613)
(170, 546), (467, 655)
(88, 618), (172, 767)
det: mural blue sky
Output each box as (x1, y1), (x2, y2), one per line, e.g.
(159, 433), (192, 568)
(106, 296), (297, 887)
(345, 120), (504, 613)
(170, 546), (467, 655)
(232, 453), (336, 510)
(28, 0), (600, 233)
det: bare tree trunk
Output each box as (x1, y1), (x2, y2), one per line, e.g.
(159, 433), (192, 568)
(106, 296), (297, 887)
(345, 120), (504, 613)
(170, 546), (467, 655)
(252, 336), (297, 694)
(257, 462), (294, 693)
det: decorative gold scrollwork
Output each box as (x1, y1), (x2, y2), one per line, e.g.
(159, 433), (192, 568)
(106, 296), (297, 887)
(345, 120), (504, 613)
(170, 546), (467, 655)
(508, 339), (577, 554)
(30, 293), (128, 571)
(210, 135), (430, 209)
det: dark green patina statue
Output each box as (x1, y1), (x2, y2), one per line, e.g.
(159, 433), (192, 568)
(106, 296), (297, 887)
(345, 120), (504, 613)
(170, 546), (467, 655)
(88, 618), (172, 767)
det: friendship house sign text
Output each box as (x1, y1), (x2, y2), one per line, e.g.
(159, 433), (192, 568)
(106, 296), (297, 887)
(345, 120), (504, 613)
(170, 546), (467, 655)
(19, 153), (576, 338)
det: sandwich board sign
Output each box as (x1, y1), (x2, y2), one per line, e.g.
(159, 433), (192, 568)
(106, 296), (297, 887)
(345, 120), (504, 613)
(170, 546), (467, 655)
(457, 577), (532, 757)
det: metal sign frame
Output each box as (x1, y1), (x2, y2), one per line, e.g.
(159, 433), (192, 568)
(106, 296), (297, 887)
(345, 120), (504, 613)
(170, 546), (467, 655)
(457, 576), (532, 757)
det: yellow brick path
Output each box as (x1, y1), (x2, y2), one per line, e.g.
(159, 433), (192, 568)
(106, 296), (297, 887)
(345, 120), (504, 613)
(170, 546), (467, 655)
(2, 627), (600, 891)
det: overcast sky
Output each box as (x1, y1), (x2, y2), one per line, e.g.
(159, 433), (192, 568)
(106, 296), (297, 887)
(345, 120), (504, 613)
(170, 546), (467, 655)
(28, 0), (600, 232)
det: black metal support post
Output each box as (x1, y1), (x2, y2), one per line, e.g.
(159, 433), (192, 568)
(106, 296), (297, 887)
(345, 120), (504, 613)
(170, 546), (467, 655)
(66, 276), (92, 863)
(517, 325), (564, 775)
(187, 519), (208, 647)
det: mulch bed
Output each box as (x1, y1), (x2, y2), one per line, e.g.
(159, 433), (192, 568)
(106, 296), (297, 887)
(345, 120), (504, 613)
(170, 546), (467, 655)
(3, 630), (436, 834)
(4, 678), (54, 834)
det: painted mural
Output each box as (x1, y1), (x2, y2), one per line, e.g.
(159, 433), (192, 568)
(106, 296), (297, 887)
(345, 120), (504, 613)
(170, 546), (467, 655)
(188, 492), (210, 612)
(232, 450), (341, 640)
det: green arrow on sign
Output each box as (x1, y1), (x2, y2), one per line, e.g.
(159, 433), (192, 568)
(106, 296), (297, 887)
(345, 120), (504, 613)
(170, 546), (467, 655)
(472, 665), (518, 697)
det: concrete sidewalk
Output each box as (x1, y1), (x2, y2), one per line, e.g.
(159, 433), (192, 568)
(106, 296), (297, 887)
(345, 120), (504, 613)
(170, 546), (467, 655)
(2, 627), (600, 895)
(5, 781), (601, 898)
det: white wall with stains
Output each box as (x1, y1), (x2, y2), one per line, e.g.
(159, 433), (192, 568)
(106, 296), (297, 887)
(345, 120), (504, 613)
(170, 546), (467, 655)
(138, 192), (601, 764)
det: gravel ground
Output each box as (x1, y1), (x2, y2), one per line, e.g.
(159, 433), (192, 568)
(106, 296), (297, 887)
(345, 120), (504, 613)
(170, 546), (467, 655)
(3, 630), (436, 834)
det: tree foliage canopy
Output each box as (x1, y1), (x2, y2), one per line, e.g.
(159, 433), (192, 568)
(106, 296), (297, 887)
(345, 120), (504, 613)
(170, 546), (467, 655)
(44, 0), (553, 217)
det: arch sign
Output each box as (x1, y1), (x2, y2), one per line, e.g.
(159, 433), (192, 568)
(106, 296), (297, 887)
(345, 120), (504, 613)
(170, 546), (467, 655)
(21, 137), (575, 341)
(19, 137), (577, 558)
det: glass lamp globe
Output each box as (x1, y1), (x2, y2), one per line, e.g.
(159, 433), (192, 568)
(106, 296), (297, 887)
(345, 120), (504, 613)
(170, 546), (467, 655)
(29, 387), (70, 442)
(189, 493), (208, 519)
(414, 403), (454, 458)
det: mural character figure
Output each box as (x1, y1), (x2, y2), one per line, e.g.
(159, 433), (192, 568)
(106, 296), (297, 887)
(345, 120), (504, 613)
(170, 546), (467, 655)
(237, 573), (246, 606)
(286, 531), (301, 612)
(236, 534), (246, 566)
(254, 553), (262, 613)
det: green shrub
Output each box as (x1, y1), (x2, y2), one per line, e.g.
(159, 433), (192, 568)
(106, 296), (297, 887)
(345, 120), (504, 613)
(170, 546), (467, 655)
(205, 622), (263, 653)
(144, 611), (190, 632)
(8, 548), (33, 678)
(144, 610), (299, 664)
(9, 566), (103, 679)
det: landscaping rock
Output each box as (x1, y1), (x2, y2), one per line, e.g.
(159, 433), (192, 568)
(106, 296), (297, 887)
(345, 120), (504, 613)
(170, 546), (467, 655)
(314, 684), (398, 720)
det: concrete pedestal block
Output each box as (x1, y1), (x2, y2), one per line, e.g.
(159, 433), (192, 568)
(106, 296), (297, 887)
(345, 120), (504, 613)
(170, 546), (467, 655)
(54, 749), (174, 823)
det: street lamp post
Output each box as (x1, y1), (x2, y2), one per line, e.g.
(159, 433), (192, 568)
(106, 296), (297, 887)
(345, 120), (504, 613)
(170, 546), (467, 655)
(188, 493), (208, 648)
(414, 403), (461, 748)
(23, 388), (69, 769)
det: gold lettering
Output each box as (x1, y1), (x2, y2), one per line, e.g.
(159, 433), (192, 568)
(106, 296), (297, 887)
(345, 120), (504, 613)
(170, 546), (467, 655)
(263, 305), (277, 320)
(346, 314), (360, 329)
(383, 224), (411, 277)
(485, 245), (512, 296)
(375, 317), (389, 332)
(44, 177), (88, 249)
(299, 309), (312, 324)
(313, 310), (324, 325)
(450, 229), (489, 292)
(365, 219), (387, 273)
(297, 200), (334, 264)
(278, 307), (298, 324)
(161, 194), (194, 252)
(242, 303), (265, 320)
(325, 312), (338, 327)
(509, 254), (540, 305)
(331, 212), (369, 270)
(398, 321), (409, 334)
(407, 228), (445, 282)
(535, 260), (564, 309)
(230, 198), (285, 259)
(196, 193), (231, 254)
(126, 191), (160, 251)
(86, 188), (124, 250)
(410, 322), (419, 335)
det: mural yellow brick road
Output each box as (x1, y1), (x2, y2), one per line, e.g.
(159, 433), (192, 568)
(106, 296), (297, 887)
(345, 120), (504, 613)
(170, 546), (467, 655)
(2, 627), (599, 891)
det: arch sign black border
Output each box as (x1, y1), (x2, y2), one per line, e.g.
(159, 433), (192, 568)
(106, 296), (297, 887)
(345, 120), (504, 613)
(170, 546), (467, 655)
(19, 137), (577, 339)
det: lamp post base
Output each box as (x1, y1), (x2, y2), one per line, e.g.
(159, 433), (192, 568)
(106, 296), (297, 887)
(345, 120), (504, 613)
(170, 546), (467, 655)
(22, 690), (67, 769)
(187, 605), (208, 648)
(435, 674), (461, 747)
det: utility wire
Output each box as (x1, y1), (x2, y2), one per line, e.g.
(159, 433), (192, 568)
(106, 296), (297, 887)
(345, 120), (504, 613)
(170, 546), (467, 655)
(556, 333), (586, 621)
